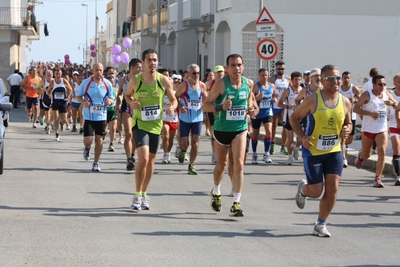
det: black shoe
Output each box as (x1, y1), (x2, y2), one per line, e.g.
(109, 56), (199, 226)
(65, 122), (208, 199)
(126, 158), (135, 171)
(210, 189), (221, 212)
(229, 202), (244, 217)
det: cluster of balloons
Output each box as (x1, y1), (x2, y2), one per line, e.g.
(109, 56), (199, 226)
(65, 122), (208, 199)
(90, 44), (96, 58)
(111, 37), (132, 65)
(64, 54), (71, 65)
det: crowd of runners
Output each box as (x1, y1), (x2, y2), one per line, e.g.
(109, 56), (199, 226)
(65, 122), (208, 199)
(9, 50), (400, 238)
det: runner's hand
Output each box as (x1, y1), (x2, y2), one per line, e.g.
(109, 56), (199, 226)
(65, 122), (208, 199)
(301, 136), (314, 149)
(341, 125), (350, 139)
(370, 111), (379, 120)
(179, 106), (187, 113)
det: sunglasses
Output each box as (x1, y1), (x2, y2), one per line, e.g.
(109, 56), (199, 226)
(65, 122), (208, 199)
(322, 76), (341, 82)
(276, 68), (285, 71)
(377, 83), (386, 87)
(192, 72), (200, 75)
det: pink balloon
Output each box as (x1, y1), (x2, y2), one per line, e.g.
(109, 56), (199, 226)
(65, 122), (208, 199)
(111, 44), (121, 55)
(64, 54), (69, 59)
(123, 38), (132, 49)
(113, 55), (121, 64)
(65, 59), (71, 65)
(120, 52), (129, 64)
(90, 45), (95, 51)
(90, 51), (96, 58)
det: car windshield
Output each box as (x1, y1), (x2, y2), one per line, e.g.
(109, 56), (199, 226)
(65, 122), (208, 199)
(0, 79), (9, 98)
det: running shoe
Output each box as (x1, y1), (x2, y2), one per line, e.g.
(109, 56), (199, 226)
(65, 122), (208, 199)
(55, 136), (60, 142)
(211, 153), (217, 164)
(229, 202), (244, 217)
(392, 158), (400, 177)
(162, 154), (169, 164)
(45, 126), (50, 135)
(178, 151), (186, 164)
(108, 144), (115, 152)
(205, 130), (210, 136)
(210, 189), (222, 212)
(39, 117), (44, 126)
(373, 177), (384, 188)
(295, 179), (307, 209)
(264, 153), (272, 163)
(286, 157), (293, 165)
(141, 195), (150, 210)
(66, 125), (70, 131)
(71, 125), (77, 132)
(343, 158), (348, 168)
(32, 123), (37, 128)
(313, 223), (331, 237)
(281, 145), (288, 155)
(269, 143), (275, 155)
(83, 147), (90, 161)
(126, 158), (135, 171)
(130, 195), (141, 210)
(293, 146), (299, 160)
(79, 127), (84, 134)
(395, 177), (400, 186)
(92, 162), (101, 172)
(27, 115), (30, 122)
(175, 146), (181, 158)
(118, 137), (124, 143)
(355, 150), (364, 169)
(252, 153), (259, 164)
(60, 124), (64, 132)
(229, 189), (234, 197)
(188, 164), (198, 175)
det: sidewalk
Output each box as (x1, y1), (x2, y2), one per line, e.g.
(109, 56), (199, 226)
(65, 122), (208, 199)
(257, 126), (396, 176)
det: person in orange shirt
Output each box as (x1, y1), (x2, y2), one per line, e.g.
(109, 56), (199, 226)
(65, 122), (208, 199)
(21, 67), (42, 128)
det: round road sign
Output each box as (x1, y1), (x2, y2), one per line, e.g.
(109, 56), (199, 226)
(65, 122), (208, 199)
(256, 38), (278, 61)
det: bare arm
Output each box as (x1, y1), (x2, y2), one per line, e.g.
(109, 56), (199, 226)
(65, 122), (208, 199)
(277, 88), (289, 109)
(202, 78), (226, 113)
(295, 88), (306, 106)
(163, 75), (177, 115)
(353, 91), (378, 119)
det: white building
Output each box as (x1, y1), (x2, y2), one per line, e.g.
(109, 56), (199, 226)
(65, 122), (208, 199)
(102, 0), (400, 84)
(0, 0), (40, 79)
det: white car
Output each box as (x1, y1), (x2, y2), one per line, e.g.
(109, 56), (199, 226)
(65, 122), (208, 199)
(0, 78), (10, 127)
(0, 78), (12, 174)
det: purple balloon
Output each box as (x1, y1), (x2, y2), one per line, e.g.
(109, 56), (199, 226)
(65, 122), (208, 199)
(120, 52), (130, 64)
(111, 44), (121, 55)
(90, 44), (95, 51)
(90, 51), (96, 58)
(113, 55), (121, 64)
(64, 54), (69, 59)
(123, 37), (132, 49)
(65, 59), (71, 65)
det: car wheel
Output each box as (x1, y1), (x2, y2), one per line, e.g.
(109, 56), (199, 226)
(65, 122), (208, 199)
(3, 119), (8, 128)
(0, 144), (4, 175)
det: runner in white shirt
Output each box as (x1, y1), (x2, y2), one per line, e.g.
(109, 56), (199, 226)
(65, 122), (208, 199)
(387, 73), (400, 186)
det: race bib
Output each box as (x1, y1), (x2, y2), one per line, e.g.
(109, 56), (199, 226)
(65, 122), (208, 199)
(54, 92), (64, 100)
(259, 99), (271, 109)
(141, 105), (160, 121)
(90, 104), (105, 114)
(188, 100), (201, 110)
(378, 110), (386, 121)
(316, 134), (339, 150)
(226, 106), (246, 121)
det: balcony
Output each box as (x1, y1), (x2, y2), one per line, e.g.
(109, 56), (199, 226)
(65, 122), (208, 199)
(0, 7), (39, 36)
(150, 7), (168, 34)
(182, 0), (202, 27)
(168, 2), (177, 24)
(216, 0), (232, 12)
(200, 0), (214, 24)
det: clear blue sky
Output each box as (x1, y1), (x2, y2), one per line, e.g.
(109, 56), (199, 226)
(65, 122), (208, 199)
(27, 0), (108, 65)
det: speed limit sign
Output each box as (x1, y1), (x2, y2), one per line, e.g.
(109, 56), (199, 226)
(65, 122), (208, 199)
(256, 38), (278, 61)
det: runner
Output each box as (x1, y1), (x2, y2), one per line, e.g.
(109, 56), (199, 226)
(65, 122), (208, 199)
(125, 49), (177, 210)
(388, 73), (400, 185)
(71, 71), (84, 133)
(36, 70), (53, 134)
(21, 66), (41, 128)
(105, 74), (118, 152)
(203, 53), (256, 217)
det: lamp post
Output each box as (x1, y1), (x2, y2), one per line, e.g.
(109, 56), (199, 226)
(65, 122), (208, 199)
(78, 43), (85, 65)
(81, 3), (88, 66)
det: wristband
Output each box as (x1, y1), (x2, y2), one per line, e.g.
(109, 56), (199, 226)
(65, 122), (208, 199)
(215, 104), (223, 112)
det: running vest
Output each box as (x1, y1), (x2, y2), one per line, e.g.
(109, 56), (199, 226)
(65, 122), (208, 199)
(72, 82), (80, 103)
(303, 90), (345, 157)
(163, 95), (178, 122)
(107, 86), (118, 111)
(284, 86), (299, 122)
(339, 84), (356, 120)
(42, 79), (52, 108)
(178, 80), (204, 123)
(26, 76), (41, 98)
(361, 90), (388, 133)
(388, 89), (400, 128)
(214, 76), (250, 132)
(51, 79), (68, 106)
(255, 81), (273, 119)
(273, 74), (289, 109)
(132, 73), (165, 135)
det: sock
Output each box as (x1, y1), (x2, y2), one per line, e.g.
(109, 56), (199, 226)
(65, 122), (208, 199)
(213, 184), (221, 195)
(110, 143), (113, 146)
(317, 218), (326, 224)
(392, 156), (400, 176)
(56, 133), (59, 138)
(142, 192), (147, 196)
(288, 154), (293, 160)
(251, 138), (258, 152)
(264, 136), (272, 153)
(233, 193), (241, 203)
(135, 191), (141, 195)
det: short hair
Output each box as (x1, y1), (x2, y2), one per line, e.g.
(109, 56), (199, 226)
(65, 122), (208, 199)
(45, 70), (53, 76)
(393, 73), (400, 83)
(258, 68), (268, 74)
(53, 68), (62, 73)
(342, 71), (351, 77)
(320, 64), (338, 77)
(369, 68), (379, 77)
(14, 69), (19, 73)
(372, 74), (385, 84)
(142, 49), (158, 61)
(187, 64), (200, 72)
(129, 58), (142, 68)
(290, 71), (302, 80)
(275, 60), (285, 66)
(226, 54), (243, 66)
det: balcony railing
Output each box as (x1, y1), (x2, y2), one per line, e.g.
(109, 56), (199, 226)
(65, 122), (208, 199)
(182, 0), (201, 21)
(201, 0), (214, 16)
(0, 7), (36, 29)
(216, 0), (232, 12)
(168, 2), (177, 24)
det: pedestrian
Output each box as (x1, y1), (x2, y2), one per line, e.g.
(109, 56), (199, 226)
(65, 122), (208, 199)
(7, 69), (22, 108)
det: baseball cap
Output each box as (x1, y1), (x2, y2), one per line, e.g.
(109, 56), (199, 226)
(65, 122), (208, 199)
(72, 71), (79, 75)
(303, 70), (310, 75)
(214, 65), (224, 72)
(176, 75), (182, 80)
(171, 74), (178, 79)
(310, 68), (321, 77)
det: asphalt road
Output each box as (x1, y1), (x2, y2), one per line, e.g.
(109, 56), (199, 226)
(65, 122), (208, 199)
(1, 108), (400, 267)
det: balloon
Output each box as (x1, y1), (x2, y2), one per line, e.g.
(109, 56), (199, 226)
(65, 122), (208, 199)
(111, 44), (121, 55)
(64, 54), (69, 59)
(112, 55), (121, 64)
(90, 51), (96, 58)
(120, 52), (130, 64)
(123, 37), (132, 49)
(90, 44), (95, 51)
(65, 59), (70, 65)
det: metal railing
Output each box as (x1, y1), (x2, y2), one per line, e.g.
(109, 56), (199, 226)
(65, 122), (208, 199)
(0, 7), (34, 27)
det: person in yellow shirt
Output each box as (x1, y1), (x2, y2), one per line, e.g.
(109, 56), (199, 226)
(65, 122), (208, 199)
(290, 64), (352, 237)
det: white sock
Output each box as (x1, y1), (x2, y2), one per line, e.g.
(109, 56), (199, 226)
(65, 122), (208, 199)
(288, 154), (293, 160)
(213, 184), (221, 195)
(233, 193), (241, 202)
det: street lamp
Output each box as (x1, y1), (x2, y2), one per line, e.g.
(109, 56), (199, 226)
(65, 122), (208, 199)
(78, 43), (85, 65)
(81, 3), (88, 66)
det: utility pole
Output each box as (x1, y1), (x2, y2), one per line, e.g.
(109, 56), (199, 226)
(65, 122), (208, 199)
(157, 0), (161, 59)
(95, 0), (98, 63)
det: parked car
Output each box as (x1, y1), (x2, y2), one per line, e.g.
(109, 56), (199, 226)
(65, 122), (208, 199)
(0, 78), (10, 127)
(0, 78), (12, 174)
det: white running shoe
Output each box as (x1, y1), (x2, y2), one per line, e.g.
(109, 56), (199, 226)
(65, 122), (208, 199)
(252, 153), (259, 164)
(293, 146), (299, 160)
(141, 195), (150, 210)
(92, 162), (101, 172)
(130, 195), (141, 210)
(162, 154), (169, 164)
(295, 179), (307, 209)
(264, 153), (272, 163)
(175, 146), (181, 158)
(343, 158), (348, 168)
(313, 223), (331, 237)
(286, 157), (293, 165)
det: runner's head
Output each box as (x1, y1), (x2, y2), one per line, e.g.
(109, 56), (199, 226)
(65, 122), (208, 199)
(393, 73), (400, 89)
(128, 58), (142, 75)
(372, 74), (386, 93)
(258, 68), (268, 83)
(142, 49), (158, 74)
(291, 71), (302, 87)
(342, 71), (351, 86)
(225, 54), (244, 79)
(214, 65), (225, 81)
(275, 60), (285, 76)
(54, 68), (62, 81)
(320, 64), (340, 92)
(187, 64), (200, 83)
(92, 63), (104, 81)
(45, 70), (53, 82)
(310, 68), (321, 87)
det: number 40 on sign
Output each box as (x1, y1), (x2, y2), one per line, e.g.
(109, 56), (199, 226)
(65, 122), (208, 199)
(256, 38), (278, 61)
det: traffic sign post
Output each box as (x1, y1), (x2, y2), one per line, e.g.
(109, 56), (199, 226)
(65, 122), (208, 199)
(256, 38), (278, 61)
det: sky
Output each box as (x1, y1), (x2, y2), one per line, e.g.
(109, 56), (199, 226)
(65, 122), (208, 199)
(26, 0), (108, 65)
